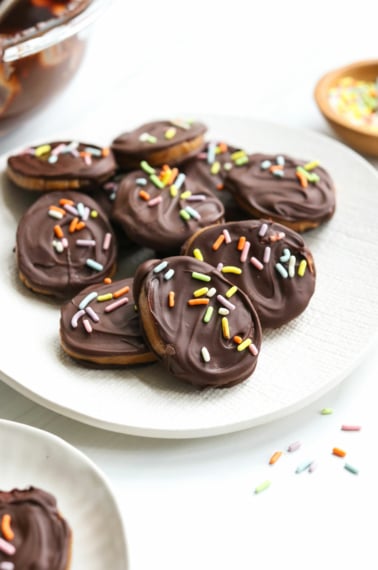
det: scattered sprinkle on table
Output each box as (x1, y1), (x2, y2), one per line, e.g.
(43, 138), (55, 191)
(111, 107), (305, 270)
(328, 76), (378, 133)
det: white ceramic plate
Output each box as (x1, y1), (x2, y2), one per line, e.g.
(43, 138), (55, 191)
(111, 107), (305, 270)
(0, 419), (128, 569)
(1, 115), (378, 438)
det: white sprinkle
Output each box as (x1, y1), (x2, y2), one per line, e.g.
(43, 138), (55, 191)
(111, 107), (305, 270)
(79, 291), (98, 309)
(86, 259), (104, 272)
(263, 246), (271, 263)
(201, 346), (211, 362)
(275, 262), (288, 278)
(218, 307), (230, 316)
(48, 209), (63, 220)
(0, 538), (15, 556)
(259, 222), (268, 236)
(207, 287), (217, 297)
(174, 172), (186, 190)
(153, 261), (169, 273)
(216, 262), (224, 272)
(164, 269), (175, 280)
(223, 229), (232, 243)
(288, 255), (296, 278)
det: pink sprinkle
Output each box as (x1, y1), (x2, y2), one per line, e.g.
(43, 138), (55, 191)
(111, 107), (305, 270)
(0, 538), (16, 556)
(341, 425), (362, 431)
(82, 318), (93, 333)
(81, 206), (90, 221)
(248, 343), (259, 356)
(308, 461), (318, 473)
(186, 194), (206, 201)
(64, 204), (79, 216)
(71, 309), (85, 328)
(287, 440), (301, 452)
(263, 246), (271, 263)
(217, 294), (235, 311)
(216, 262), (224, 271)
(76, 239), (96, 247)
(223, 229), (232, 243)
(52, 143), (66, 155)
(148, 196), (163, 207)
(240, 241), (251, 263)
(102, 232), (112, 251)
(105, 297), (129, 313)
(62, 237), (69, 249)
(250, 256), (264, 270)
(259, 222), (268, 236)
(85, 306), (100, 322)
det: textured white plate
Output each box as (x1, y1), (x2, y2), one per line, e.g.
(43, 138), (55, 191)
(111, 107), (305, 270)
(1, 115), (378, 438)
(0, 419), (128, 569)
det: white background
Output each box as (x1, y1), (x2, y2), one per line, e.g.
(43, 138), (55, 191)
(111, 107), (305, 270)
(1, 1), (378, 569)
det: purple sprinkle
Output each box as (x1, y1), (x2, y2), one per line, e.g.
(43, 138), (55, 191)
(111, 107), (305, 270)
(85, 306), (100, 322)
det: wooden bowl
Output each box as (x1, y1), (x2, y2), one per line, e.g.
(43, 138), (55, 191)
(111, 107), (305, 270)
(314, 59), (378, 157)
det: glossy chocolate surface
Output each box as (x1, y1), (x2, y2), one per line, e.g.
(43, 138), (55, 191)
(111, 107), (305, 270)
(0, 486), (71, 570)
(224, 153), (336, 227)
(7, 141), (116, 186)
(112, 166), (225, 253)
(60, 277), (155, 363)
(133, 256), (262, 389)
(16, 190), (117, 298)
(181, 219), (316, 328)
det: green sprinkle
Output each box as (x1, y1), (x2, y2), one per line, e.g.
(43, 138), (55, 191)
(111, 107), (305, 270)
(192, 271), (211, 282)
(179, 209), (191, 221)
(344, 463), (359, 475)
(150, 174), (165, 188)
(234, 155), (249, 166)
(254, 480), (271, 494)
(321, 408), (334, 415)
(203, 306), (214, 323)
(140, 160), (155, 174)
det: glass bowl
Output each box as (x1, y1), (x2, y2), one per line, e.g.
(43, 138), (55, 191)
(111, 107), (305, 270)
(0, 0), (107, 133)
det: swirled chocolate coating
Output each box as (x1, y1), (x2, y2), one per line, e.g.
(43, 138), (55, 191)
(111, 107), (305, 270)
(60, 277), (156, 365)
(7, 141), (116, 190)
(16, 190), (117, 298)
(181, 141), (248, 220)
(133, 256), (262, 389)
(224, 153), (336, 231)
(181, 220), (316, 328)
(111, 119), (207, 169)
(0, 486), (71, 570)
(112, 167), (225, 253)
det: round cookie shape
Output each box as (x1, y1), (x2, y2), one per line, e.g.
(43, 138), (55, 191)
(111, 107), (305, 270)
(111, 163), (225, 253)
(60, 277), (157, 366)
(111, 119), (207, 169)
(6, 141), (117, 192)
(181, 219), (316, 328)
(224, 153), (336, 232)
(181, 140), (249, 220)
(133, 256), (262, 389)
(0, 486), (71, 570)
(16, 190), (117, 298)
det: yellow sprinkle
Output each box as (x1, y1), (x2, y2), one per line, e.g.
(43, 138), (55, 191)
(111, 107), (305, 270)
(221, 266), (242, 275)
(303, 160), (320, 171)
(165, 127), (176, 139)
(221, 316), (230, 339)
(225, 285), (238, 298)
(210, 161), (221, 175)
(193, 248), (204, 261)
(231, 149), (247, 160)
(35, 144), (51, 157)
(237, 338), (252, 352)
(170, 185), (177, 197)
(97, 293), (113, 302)
(193, 287), (209, 297)
(180, 190), (191, 199)
(90, 210), (98, 218)
(298, 259), (307, 277)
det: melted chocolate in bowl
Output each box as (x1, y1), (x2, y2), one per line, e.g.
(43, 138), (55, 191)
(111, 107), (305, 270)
(0, 0), (92, 131)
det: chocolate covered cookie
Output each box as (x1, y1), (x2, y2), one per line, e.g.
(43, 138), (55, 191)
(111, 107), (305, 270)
(0, 486), (72, 570)
(60, 277), (157, 366)
(16, 190), (117, 298)
(111, 119), (207, 169)
(7, 140), (116, 192)
(133, 256), (262, 389)
(181, 219), (316, 328)
(112, 163), (225, 253)
(224, 153), (336, 232)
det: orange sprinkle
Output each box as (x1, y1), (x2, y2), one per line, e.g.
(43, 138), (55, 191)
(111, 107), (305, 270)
(1, 514), (14, 541)
(217, 142), (228, 153)
(102, 147), (110, 157)
(187, 298), (210, 306)
(113, 285), (130, 298)
(75, 221), (86, 231)
(233, 335), (243, 344)
(168, 291), (175, 308)
(139, 190), (151, 201)
(216, 183), (224, 191)
(212, 234), (225, 251)
(53, 225), (64, 239)
(332, 447), (347, 458)
(69, 217), (78, 233)
(103, 277), (112, 284)
(269, 164), (283, 173)
(296, 171), (308, 189)
(237, 236), (246, 251)
(59, 199), (74, 206)
(49, 205), (66, 216)
(269, 451), (283, 465)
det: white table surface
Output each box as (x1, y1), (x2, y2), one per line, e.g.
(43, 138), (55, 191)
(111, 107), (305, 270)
(1, 1), (378, 569)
